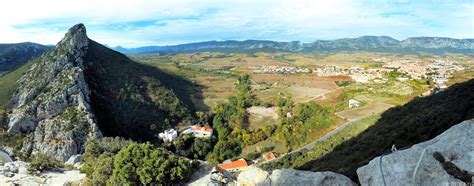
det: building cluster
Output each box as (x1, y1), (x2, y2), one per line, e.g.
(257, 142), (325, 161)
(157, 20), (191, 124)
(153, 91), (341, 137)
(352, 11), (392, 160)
(159, 125), (213, 142)
(252, 65), (311, 74)
(314, 66), (385, 83)
(253, 57), (465, 85)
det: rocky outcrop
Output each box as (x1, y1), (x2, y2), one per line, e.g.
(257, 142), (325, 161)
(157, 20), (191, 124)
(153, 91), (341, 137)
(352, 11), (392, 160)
(188, 165), (355, 186)
(7, 24), (101, 161)
(268, 169), (355, 186)
(237, 166), (270, 185)
(357, 119), (474, 185)
(0, 160), (85, 185)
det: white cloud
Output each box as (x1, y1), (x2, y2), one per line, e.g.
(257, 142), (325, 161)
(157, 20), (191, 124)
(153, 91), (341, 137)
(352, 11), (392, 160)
(0, 0), (472, 47)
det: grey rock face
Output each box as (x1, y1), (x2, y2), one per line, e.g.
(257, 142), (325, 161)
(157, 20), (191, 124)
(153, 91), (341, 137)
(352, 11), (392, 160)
(357, 119), (474, 186)
(65, 154), (82, 166)
(7, 24), (101, 161)
(269, 169), (355, 186)
(188, 166), (355, 186)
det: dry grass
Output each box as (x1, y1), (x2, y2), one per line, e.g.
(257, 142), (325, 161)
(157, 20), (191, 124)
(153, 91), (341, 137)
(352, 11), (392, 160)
(247, 106), (279, 130)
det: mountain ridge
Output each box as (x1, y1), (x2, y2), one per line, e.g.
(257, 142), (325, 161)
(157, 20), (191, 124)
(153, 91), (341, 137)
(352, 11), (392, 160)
(113, 36), (474, 55)
(0, 42), (50, 75)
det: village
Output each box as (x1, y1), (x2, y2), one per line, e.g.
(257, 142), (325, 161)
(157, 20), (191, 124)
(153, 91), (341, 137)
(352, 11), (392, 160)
(252, 58), (465, 89)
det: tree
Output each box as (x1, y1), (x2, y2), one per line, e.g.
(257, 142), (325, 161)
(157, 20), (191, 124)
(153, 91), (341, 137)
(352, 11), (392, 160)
(109, 143), (194, 185)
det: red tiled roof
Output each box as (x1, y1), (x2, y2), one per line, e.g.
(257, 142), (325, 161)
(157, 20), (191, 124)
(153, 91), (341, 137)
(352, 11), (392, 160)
(218, 159), (248, 170)
(193, 126), (212, 133)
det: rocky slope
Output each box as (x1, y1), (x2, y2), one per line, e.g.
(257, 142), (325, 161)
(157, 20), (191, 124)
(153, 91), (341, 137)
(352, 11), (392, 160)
(0, 43), (50, 75)
(357, 119), (473, 185)
(115, 36), (474, 55)
(7, 24), (101, 161)
(6, 24), (191, 161)
(0, 160), (85, 185)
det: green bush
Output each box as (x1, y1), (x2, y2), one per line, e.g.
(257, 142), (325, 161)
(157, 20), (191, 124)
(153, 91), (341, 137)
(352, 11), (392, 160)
(109, 143), (194, 185)
(80, 137), (132, 184)
(28, 153), (63, 173)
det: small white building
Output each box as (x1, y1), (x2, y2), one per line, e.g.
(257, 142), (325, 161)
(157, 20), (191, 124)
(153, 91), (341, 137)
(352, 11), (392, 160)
(349, 99), (361, 109)
(158, 129), (178, 142)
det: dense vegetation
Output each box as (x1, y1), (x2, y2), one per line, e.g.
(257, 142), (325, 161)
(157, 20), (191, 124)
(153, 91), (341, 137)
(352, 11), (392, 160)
(81, 137), (195, 185)
(204, 74), (337, 163)
(83, 40), (199, 141)
(109, 143), (195, 185)
(298, 79), (474, 182)
(167, 134), (214, 160)
(206, 75), (260, 162)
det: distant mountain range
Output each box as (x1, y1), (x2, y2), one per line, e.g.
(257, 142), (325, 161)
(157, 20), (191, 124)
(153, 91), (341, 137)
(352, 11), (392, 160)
(113, 36), (474, 55)
(0, 42), (50, 75)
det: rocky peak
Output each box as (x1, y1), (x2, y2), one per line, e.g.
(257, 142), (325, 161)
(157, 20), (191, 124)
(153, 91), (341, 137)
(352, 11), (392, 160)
(58, 23), (88, 53)
(7, 24), (101, 161)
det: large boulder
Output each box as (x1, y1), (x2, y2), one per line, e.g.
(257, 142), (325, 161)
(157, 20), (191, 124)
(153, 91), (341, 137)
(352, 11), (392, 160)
(237, 166), (270, 185)
(357, 119), (474, 185)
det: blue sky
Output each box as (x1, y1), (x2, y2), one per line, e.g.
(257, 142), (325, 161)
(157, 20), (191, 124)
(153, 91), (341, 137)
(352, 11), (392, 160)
(0, 0), (472, 47)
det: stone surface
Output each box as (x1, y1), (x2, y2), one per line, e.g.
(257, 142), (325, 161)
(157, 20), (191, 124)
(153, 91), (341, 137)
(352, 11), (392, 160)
(7, 24), (102, 161)
(269, 169), (355, 186)
(187, 160), (217, 186)
(357, 119), (474, 186)
(65, 154), (82, 165)
(187, 165), (355, 186)
(237, 166), (270, 185)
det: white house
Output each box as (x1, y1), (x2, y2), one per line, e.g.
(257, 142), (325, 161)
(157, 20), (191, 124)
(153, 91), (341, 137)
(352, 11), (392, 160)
(158, 129), (178, 142)
(348, 99), (361, 108)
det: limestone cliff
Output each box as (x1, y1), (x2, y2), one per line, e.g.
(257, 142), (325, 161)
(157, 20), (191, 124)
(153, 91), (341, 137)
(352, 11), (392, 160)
(357, 119), (474, 185)
(7, 24), (101, 161)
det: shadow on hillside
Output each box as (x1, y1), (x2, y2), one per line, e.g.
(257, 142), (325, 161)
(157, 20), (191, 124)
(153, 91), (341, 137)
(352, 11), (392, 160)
(297, 79), (474, 182)
(83, 40), (207, 142)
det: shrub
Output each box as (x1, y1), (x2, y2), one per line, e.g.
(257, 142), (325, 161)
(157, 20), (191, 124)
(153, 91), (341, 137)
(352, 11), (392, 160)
(109, 143), (195, 185)
(80, 137), (132, 184)
(28, 153), (63, 173)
